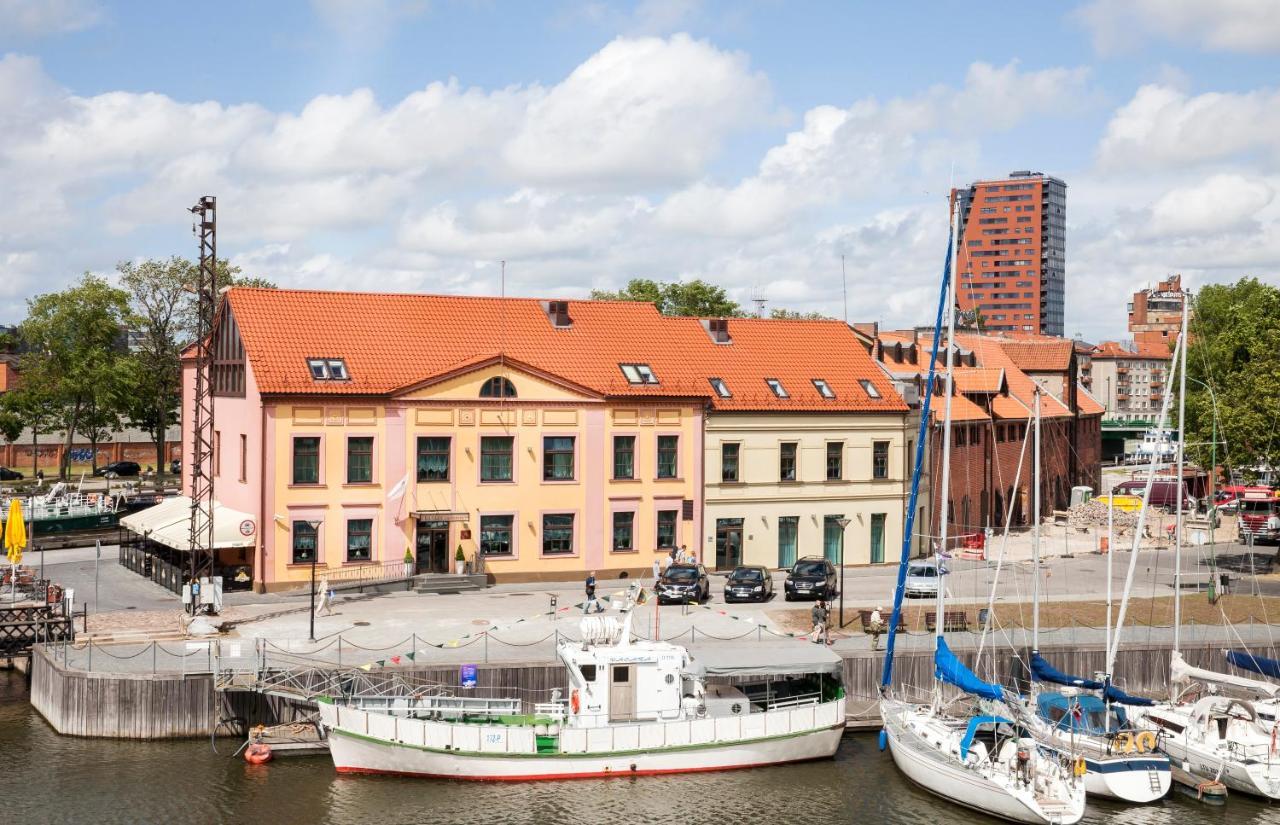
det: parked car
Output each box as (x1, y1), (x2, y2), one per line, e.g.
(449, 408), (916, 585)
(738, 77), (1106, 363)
(656, 564), (709, 604)
(1112, 478), (1196, 513)
(784, 557), (837, 601)
(904, 560), (941, 598)
(724, 565), (773, 603)
(94, 461), (141, 478)
(0, 467), (24, 481)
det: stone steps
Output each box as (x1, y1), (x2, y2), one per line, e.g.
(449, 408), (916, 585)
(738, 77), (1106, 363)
(412, 573), (487, 595)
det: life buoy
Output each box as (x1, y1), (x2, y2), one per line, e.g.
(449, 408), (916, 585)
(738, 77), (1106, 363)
(570, 689), (580, 715)
(244, 743), (272, 764)
(1134, 731), (1157, 753)
(1112, 732), (1135, 754)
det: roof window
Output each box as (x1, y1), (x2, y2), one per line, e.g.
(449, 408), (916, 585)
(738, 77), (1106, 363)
(307, 358), (350, 381)
(765, 378), (789, 398)
(620, 363), (659, 385)
(544, 300), (572, 328)
(812, 379), (836, 399)
(704, 318), (731, 344)
(860, 379), (881, 399)
(708, 377), (731, 398)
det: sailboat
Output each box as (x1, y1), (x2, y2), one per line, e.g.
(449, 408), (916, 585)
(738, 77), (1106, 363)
(1020, 389), (1172, 803)
(878, 203), (1086, 824)
(1116, 299), (1280, 800)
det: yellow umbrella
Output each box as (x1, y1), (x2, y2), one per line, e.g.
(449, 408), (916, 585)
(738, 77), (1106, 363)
(5, 498), (26, 565)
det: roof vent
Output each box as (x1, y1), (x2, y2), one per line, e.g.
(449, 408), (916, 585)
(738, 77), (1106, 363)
(544, 300), (572, 329)
(703, 318), (731, 344)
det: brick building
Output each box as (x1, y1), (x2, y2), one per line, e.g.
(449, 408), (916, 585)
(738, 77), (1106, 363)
(862, 328), (1102, 545)
(951, 171), (1067, 337)
(1128, 274), (1188, 347)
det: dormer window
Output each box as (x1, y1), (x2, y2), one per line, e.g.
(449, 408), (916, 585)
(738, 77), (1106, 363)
(620, 364), (659, 385)
(705, 318), (731, 344)
(307, 358), (350, 381)
(546, 300), (572, 328)
(480, 376), (517, 398)
(812, 379), (836, 399)
(765, 378), (788, 398)
(708, 377), (731, 398)
(860, 379), (881, 399)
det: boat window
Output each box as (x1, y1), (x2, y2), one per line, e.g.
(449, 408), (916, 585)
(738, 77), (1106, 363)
(578, 664), (596, 682)
(613, 666), (630, 684)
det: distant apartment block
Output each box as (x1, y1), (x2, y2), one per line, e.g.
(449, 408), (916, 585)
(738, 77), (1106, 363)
(951, 171), (1067, 337)
(1128, 274), (1188, 347)
(1089, 341), (1172, 423)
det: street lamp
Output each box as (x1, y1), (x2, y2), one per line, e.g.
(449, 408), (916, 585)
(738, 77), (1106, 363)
(305, 519), (323, 642)
(835, 517), (851, 628)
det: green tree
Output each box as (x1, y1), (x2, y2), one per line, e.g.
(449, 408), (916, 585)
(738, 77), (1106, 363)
(0, 384), (58, 478)
(591, 278), (742, 317)
(769, 308), (833, 320)
(18, 274), (132, 480)
(1183, 278), (1280, 480)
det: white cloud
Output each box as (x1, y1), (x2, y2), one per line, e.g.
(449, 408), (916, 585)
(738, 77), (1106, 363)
(1076, 0), (1280, 54)
(0, 0), (101, 38)
(504, 35), (771, 187)
(1096, 84), (1280, 171)
(1148, 174), (1274, 237)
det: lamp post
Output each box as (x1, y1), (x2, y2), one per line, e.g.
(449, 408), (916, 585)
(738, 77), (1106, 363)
(835, 517), (851, 628)
(306, 519), (323, 642)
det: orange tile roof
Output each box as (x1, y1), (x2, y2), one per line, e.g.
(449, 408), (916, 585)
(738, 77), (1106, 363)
(222, 289), (907, 413)
(954, 368), (1005, 394)
(1076, 386), (1105, 416)
(1091, 340), (1173, 360)
(953, 334), (1073, 419)
(997, 339), (1075, 372)
(930, 391), (990, 423)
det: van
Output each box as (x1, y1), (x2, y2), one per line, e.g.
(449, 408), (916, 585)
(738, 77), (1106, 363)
(1112, 479), (1196, 513)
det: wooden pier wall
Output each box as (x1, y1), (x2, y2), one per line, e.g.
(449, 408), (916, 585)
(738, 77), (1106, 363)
(30, 640), (1280, 739)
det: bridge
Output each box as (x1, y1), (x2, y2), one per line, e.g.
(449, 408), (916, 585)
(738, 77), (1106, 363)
(1101, 418), (1158, 463)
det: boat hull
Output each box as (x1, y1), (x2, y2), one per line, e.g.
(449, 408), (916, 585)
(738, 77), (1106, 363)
(1158, 736), (1280, 800)
(882, 702), (1084, 825)
(1080, 755), (1169, 802)
(328, 724), (843, 781)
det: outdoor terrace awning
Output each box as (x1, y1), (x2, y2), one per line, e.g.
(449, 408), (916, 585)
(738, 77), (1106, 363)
(687, 641), (843, 678)
(120, 495), (256, 551)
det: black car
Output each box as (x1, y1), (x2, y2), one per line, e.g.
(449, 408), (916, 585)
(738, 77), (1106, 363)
(0, 467), (23, 481)
(656, 564), (709, 604)
(784, 557), (837, 601)
(724, 565), (773, 603)
(94, 461), (141, 478)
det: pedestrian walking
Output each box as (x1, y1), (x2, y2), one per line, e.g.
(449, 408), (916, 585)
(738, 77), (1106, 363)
(652, 558), (661, 584)
(584, 571), (604, 614)
(811, 599), (829, 645)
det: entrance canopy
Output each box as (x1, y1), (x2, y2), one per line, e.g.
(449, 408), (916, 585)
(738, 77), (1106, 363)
(120, 495), (256, 551)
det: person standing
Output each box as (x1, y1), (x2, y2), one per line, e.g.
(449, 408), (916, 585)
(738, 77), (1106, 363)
(584, 571), (603, 614)
(811, 599), (829, 645)
(868, 605), (885, 650)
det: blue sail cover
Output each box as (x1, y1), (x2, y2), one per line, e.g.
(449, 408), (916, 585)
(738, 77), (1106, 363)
(959, 715), (1014, 759)
(1103, 684), (1154, 707)
(1227, 650), (1280, 679)
(1030, 653), (1103, 689)
(935, 638), (1004, 701)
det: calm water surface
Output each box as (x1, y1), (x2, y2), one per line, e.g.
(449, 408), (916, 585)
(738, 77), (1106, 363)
(1, 671), (1275, 825)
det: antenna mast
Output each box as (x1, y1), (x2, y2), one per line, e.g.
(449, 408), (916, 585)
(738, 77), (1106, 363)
(186, 196), (217, 612)
(751, 286), (768, 318)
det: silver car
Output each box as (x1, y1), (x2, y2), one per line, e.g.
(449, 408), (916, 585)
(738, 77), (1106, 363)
(904, 561), (940, 598)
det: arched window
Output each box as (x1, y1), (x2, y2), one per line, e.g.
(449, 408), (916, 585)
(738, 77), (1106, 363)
(479, 376), (517, 398)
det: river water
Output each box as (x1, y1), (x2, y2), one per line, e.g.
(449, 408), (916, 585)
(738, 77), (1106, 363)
(1, 671), (1274, 825)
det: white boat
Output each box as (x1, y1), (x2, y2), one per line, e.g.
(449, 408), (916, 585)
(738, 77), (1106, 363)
(877, 202), (1085, 824)
(317, 615), (846, 780)
(882, 696), (1085, 824)
(1127, 652), (1280, 800)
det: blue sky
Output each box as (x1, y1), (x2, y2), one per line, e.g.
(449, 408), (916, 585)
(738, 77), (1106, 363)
(1, 0), (1279, 340)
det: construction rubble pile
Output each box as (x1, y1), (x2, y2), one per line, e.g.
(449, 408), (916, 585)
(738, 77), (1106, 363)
(1067, 499), (1140, 534)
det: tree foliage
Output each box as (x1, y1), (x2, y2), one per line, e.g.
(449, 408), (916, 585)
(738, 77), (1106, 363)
(769, 308), (833, 320)
(1183, 278), (1280, 480)
(17, 274), (132, 479)
(591, 278), (743, 317)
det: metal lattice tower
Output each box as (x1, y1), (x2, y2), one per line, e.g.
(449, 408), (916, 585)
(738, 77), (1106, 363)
(187, 196), (217, 606)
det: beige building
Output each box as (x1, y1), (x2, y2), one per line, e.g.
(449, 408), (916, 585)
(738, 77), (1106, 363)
(704, 411), (915, 570)
(1090, 341), (1171, 423)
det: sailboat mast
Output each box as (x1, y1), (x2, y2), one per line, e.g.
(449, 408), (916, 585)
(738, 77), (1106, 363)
(1173, 297), (1189, 655)
(934, 200), (960, 648)
(1032, 388), (1042, 653)
(1106, 491), (1113, 663)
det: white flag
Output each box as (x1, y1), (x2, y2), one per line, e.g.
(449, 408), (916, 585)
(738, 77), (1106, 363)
(386, 472), (409, 503)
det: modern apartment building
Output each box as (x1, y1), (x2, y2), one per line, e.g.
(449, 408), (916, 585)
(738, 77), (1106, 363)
(1128, 274), (1188, 347)
(952, 171), (1067, 337)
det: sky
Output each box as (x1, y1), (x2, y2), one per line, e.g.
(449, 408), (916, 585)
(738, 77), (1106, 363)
(1, 0), (1279, 342)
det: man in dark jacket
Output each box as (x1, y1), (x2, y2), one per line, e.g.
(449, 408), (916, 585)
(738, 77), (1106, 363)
(584, 571), (603, 614)
(811, 600), (829, 645)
